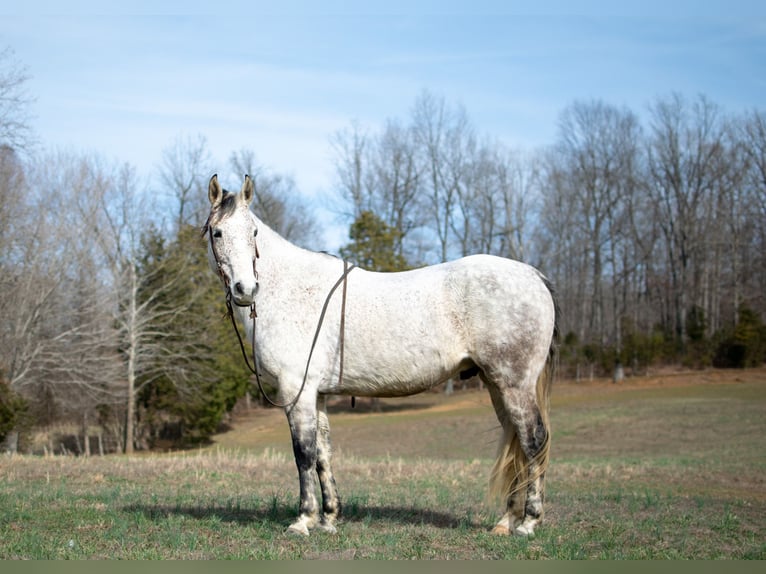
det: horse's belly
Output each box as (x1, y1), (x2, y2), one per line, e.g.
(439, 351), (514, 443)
(335, 347), (470, 398)
(343, 377), (442, 398)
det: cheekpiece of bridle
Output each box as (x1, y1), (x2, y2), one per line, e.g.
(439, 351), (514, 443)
(205, 215), (259, 312)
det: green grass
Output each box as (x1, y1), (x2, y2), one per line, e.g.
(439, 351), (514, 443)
(1, 371), (765, 559)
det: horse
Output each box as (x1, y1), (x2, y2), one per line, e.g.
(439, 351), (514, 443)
(203, 174), (557, 537)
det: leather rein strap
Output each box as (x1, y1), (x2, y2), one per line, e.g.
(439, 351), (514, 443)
(206, 224), (355, 410)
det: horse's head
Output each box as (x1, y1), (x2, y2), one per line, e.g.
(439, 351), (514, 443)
(205, 174), (259, 307)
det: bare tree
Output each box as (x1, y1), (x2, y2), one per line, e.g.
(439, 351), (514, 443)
(0, 47), (35, 152)
(229, 148), (320, 247)
(443, 118), (478, 258)
(367, 119), (423, 259)
(330, 120), (370, 219)
(0, 151), (124, 451)
(460, 140), (500, 256)
(737, 109), (766, 318)
(331, 119), (423, 260)
(449, 140), (537, 262)
(0, 145), (28, 309)
(335, 91), (532, 267)
(495, 149), (540, 262)
(98, 163), (216, 452)
(537, 148), (591, 345)
(412, 90), (473, 262)
(537, 99), (644, 362)
(646, 94), (729, 344)
(158, 133), (213, 231)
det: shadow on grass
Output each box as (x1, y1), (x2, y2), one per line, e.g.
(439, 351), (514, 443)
(123, 500), (466, 530)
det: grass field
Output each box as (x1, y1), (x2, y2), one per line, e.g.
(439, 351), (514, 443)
(1, 368), (764, 559)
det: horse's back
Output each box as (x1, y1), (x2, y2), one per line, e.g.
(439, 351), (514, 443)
(443, 254), (554, 319)
(341, 254), (554, 392)
(353, 253), (553, 339)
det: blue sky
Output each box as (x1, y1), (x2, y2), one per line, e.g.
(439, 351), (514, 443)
(2, 1), (765, 250)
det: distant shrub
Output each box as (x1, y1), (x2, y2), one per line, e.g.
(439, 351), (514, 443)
(0, 381), (28, 444)
(713, 305), (766, 368)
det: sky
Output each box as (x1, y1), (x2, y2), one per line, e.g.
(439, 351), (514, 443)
(2, 1), (765, 251)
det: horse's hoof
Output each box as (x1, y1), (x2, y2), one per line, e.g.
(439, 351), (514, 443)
(491, 524), (512, 536)
(316, 522), (338, 535)
(513, 523), (536, 538)
(286, 523), (310, 537)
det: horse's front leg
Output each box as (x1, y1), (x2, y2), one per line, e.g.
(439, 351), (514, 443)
(315, 396), (340, 533)
(286, 399), (321, 536)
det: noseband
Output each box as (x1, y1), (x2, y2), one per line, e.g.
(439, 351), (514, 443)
(203, 220), (355, 411)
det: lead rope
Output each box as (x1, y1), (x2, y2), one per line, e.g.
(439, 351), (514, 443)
(206, 223), (356, 411)
(339, 260), (353, 408)
(226, 259), (356, 411)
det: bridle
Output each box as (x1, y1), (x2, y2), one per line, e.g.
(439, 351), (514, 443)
(203, 218), (355, 411)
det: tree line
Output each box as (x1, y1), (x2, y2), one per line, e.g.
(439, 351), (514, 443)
(0, 135), (321, 453)
(335, 90), (766, 378)
(1, 47), (764, 453)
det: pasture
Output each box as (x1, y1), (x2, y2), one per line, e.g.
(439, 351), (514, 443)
(1, 368), (764, 559)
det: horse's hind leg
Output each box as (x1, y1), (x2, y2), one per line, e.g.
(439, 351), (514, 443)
(487, 379), (549, 537)
(315, 397), (340, 533)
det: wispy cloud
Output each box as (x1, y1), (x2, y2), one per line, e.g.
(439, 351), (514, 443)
(3, 8), (765, 251)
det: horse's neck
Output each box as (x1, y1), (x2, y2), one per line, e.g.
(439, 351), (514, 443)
(254, 218), (323, 285)
(255, 218), (304, 262)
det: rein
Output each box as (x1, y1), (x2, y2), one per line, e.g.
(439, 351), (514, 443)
(206, 223), (355, 410)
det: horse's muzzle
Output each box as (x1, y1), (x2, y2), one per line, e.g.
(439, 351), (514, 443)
(231, 280), (257, 306)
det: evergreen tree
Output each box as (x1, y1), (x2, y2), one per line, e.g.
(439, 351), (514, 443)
(133, 223), (251, 447)
(340, 210), (409, 272)
(0, 380), (27, 446)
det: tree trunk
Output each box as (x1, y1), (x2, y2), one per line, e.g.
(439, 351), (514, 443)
(613, 362), (624, 384)
(124, 373), (135, 454)
(124, 265), (138, 454)
(82, 411), (91, 457)
(1, 431), (19, 454)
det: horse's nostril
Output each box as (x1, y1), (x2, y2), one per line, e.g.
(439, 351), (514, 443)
(234, 281), (244, 295)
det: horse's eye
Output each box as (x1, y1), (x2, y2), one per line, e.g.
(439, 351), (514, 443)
(212, 229), (222, 239)
(253, 228), (258, 238)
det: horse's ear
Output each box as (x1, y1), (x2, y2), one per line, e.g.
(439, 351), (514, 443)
(240, 174), (254, 205)
(208, 174), (223, 207)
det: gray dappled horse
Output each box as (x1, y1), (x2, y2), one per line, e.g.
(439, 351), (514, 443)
(204, 175), (557, 537)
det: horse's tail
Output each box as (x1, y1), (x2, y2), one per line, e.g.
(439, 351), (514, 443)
(489, 278), (557, 511)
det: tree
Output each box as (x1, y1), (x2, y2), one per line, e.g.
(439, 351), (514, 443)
(0, 379), (27, 450)
(330, 120), (369, 219)
(158, 133), (213, 231)
(132, 223), (251, 446)
(331, 119), (423, 262)
(646, 94), (730, 346)
(340, 210), (409, 272)
(449, 140), (537, 261)
(229, 148), (320, 247)
(340, 210), (410, 410)
(97, 163), (216, 452)
(738, 110), (766, 325)
(549, 100), (642, 353)
(0, 151), (127, 451)
(412, 90), (473, 263)
(0, 46), (35, 152)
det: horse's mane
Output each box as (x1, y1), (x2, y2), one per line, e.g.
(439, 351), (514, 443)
(201, 190), (239, 237)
